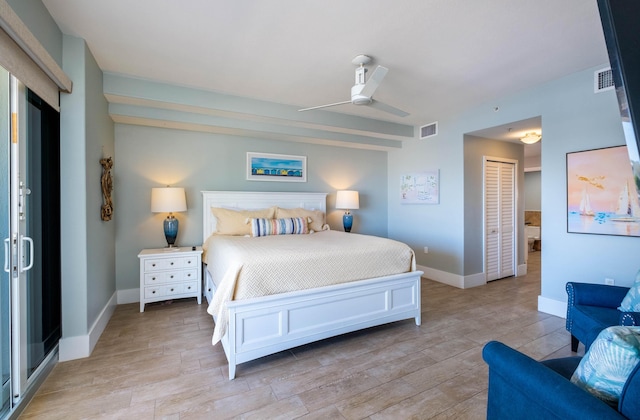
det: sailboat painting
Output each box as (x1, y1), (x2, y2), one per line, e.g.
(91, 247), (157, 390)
(567, 145), (640, 236)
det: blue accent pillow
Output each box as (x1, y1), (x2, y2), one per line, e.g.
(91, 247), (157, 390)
(570, 326), (640, 406)
(619, 270), (640, 312)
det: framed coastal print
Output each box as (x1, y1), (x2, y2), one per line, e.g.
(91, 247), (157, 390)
(567, 145), (640, 236)
(246, 152), (307, 182)
(400, 171), (439, 204)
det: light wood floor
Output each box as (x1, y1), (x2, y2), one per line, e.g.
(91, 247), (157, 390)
(20, 251), (580, 419)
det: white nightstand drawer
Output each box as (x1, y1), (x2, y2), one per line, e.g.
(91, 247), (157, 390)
(144, 286), (164, 299)
(181, 281), (198, 295)
(144, 268), (197, 285)
(183, 256), (198, 269)
(144, 257), (185, 272)
(161, 281), (198, 296)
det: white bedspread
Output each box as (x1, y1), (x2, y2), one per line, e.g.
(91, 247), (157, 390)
(204, 230), (416, 344)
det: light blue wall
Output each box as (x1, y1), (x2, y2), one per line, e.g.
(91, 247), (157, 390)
(389, 64), (640, 305)
(525, 171), (542, 210)
(60, 34), (115, 337)
(539, 68), (640, 302)
(84, 40), (115, 325)
(388, 125), (464, 275)
(60, 35), (87, 337)
(7, 0), (62, 66)
(114, 124), (388, 291)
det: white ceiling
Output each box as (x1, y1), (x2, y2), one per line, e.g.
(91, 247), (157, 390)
(41, 0), (609, 130)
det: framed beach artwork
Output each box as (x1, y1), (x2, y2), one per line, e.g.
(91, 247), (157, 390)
(246, 152), (307, 182)
(567, 145), (640, 237)
(400, 171), (439, 204)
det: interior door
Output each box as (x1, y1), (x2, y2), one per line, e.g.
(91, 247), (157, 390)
(485, 159), (516, 281)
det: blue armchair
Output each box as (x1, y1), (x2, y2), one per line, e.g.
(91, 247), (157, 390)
(566, 282), (640, 352)
(483, 341), (640, 419)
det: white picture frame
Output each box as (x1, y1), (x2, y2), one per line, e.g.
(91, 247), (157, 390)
(246, 152), (307, 182)
(400, 171), (439, 204)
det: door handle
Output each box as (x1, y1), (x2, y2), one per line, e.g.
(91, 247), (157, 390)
(21, 236), (34, 272)
(3, 238), (8, 273)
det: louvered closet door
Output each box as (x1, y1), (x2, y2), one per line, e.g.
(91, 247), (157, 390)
(485, 160), (515, 281)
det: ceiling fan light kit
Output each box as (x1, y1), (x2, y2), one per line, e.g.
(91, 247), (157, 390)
(298, 55), (409, 117)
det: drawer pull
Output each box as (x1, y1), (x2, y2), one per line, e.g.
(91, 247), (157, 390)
(152, 277), (156, 281)
(187, 273), (191, 277)
(187, 260), (192, 264)
(208, 288), (211, 292)
(152, 263), (156, 267)
(152, 290), (156, 294)
(170, 288), (174, 292)
(170, 262), (174, 265)
(187, 286), (191, 290)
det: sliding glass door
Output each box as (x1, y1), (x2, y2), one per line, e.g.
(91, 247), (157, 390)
(0, 66), (10, 419)
(0, 66), (61, 419)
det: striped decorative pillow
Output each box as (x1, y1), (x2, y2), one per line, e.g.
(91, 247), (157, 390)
(251, 217), (309, 237)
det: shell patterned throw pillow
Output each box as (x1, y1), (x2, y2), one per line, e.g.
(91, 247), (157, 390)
(618, 269), (640, 312)
(570, 326), (640, 406)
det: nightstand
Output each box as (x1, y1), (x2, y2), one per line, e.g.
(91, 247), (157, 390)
(138, 246), (203, 312)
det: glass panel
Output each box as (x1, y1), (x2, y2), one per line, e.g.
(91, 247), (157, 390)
(25, 91), (60, 377)
(0, 66), (11, 416)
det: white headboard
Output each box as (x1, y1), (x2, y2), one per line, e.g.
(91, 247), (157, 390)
(201, 191), (328, 242)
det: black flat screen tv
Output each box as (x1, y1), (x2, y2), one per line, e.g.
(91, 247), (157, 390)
(597, 0), (640, 189)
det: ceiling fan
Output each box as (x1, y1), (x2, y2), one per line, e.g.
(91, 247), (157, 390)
(298, 55), (409, 117)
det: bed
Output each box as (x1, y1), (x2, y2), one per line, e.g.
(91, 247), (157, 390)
(201, 190), (423, 379)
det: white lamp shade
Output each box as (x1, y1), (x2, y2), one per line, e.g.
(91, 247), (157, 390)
(336, 190), (360, 210)
(151, 187), (187, 213)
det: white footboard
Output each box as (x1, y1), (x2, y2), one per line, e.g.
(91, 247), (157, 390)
(210, 271), (422, 379)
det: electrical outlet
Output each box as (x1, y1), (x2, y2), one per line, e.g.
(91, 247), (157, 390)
(423, 247), (429, 254)
(605, 278), (615, 286)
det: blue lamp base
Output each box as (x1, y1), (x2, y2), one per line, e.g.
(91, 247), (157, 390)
(163, 214), (179, 247)
(343, 212), (353, 233)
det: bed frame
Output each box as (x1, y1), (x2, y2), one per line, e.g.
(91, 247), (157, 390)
(201, 191), (423, 379)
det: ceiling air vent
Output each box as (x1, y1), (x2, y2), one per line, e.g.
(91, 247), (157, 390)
(420, 121), (438, 139)
(594, 67), (614, 93)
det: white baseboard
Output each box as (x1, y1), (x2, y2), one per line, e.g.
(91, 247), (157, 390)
(117, 288), (140, 304)
(59, 291), (117, 361)
(418, 264), (486, 289)
(517, 263), (527, 276)
(538, 295), (567, 318)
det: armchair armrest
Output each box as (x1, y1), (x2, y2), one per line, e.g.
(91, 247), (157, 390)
(566, 282), (629, 308)
(483, 341), (622, 419)
(620, 312), (640, 326)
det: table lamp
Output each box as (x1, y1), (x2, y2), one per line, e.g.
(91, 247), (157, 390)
(151, 186), (187, 249)
(336, 190), (359, 232)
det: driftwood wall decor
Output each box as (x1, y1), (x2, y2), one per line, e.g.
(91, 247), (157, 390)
(100, 157), (113, 221)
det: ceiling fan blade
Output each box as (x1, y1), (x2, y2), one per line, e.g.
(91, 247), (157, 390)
(359, 65), (388, 98)
(369, 100), (409, 117)
(298, 100), (351, 112)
